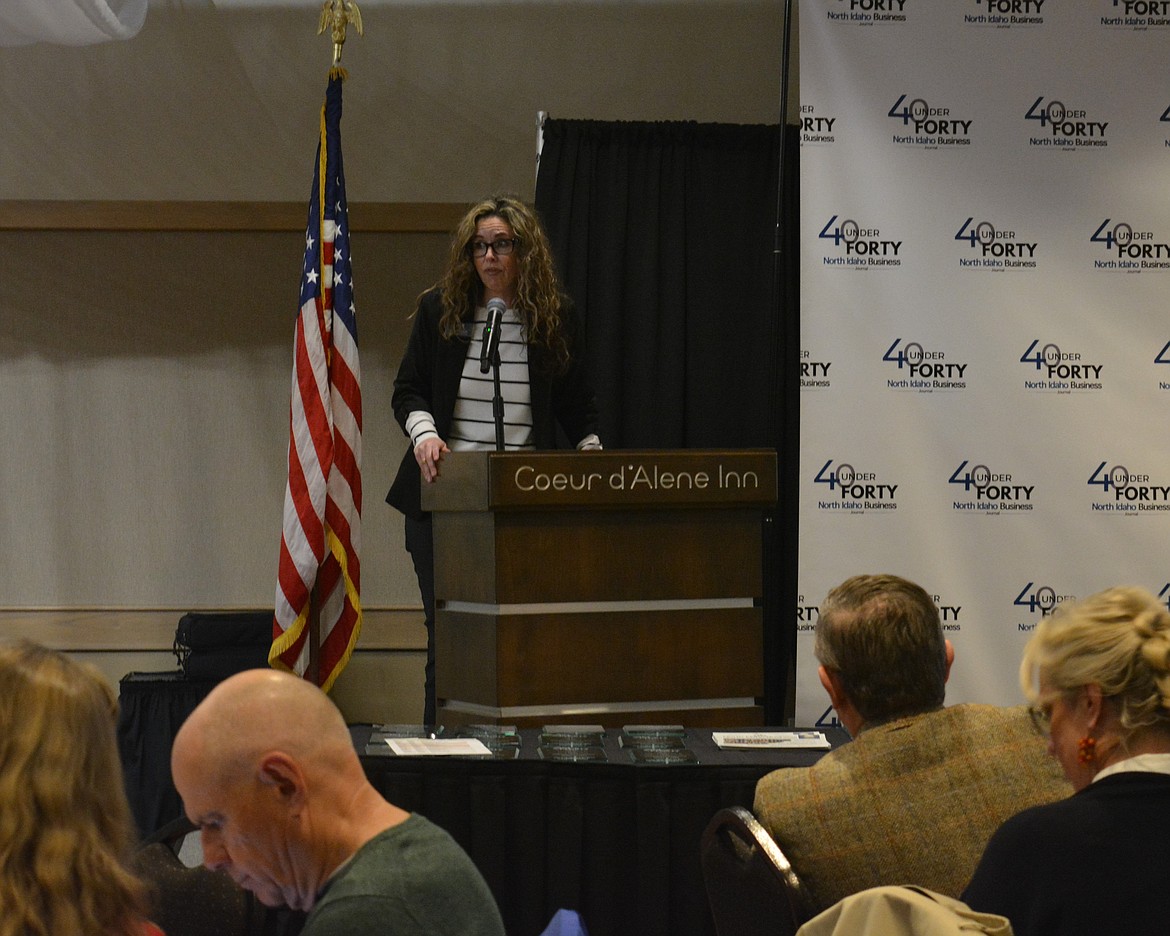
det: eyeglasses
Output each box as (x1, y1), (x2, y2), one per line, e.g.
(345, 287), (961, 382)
(1027, 703), (1052, 735)
(468, 237), (518, 258)
(1027, 693), (1062, 736)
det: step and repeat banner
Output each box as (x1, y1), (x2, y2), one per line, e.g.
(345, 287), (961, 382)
(796, 0), (1170, 725)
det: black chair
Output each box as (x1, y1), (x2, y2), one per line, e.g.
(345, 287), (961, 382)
(700, 806), (814, 936)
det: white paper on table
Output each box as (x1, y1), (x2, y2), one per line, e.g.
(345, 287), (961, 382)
(711, 731), (831, 750)
(385, 737), (494, 756)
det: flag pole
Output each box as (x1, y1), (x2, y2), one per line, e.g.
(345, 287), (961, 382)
(318, 0), (364, 72)
(306, 0), (363, 686)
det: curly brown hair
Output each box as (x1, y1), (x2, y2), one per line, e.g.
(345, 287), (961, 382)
(434, 195), (571, 371)
(0, 641), (149, 936)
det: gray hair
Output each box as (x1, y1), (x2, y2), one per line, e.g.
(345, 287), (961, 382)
(815, 574), (948, 725)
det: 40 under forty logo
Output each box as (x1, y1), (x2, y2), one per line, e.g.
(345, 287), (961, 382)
(829, 0), (910, 19)
(1019, 340), (1103, 390)
(1091, 219), (1170, 269)
(968, 0), (1046, 20)
(1014, 582), (1075, 625)
(888, 95), (973, 145)
(883, 339), (968, 390)
(800, 104), (837, 143)
(949, 460), (1035, 510)
(1025, 97), (1109, 147)
(818, 215), (903, 267)
(813, 459), (899, 510)
(1088, 462), (1170, 512)
(955, 218), (1038, 269)
(1109, 1), (1170, 17)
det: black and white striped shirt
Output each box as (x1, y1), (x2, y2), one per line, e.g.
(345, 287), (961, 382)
(404, 305), (602, 454)
(449, 305), (534, 451)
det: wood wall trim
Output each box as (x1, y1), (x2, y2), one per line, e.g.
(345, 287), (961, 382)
(0, 201), (466, 233)
(0, 608), (426, 652)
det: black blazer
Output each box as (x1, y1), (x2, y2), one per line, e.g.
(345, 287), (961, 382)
(385, 288), (600, 518)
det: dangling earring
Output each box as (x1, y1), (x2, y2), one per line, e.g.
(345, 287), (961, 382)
(1077, 736), (1096, 765)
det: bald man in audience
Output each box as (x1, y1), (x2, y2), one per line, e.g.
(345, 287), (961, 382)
(172, 669), (506, 936)
(754, 574), (1070, 914)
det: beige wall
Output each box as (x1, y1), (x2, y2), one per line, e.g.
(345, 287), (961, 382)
(0, 225), (447, 723)
(0, 1), (795, 204)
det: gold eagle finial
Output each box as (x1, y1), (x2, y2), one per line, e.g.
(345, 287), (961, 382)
(318, 0), (363, 68)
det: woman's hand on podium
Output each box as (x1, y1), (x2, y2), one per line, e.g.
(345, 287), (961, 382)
(414, 436), (450, 483)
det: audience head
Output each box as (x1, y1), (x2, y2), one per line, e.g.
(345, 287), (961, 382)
(815, 574), (952, 734)
(172, 667), (389, 912)
(1020, 585), (1170, 790)
(0, 640), (148, 936)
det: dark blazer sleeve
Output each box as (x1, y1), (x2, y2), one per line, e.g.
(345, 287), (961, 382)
(391, 290), (445, 434)
(385, 290), (467, 518)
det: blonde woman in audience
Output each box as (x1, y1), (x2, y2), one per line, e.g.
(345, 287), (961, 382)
(963, 585), (1170, 936)
(0, 640), (164, 936)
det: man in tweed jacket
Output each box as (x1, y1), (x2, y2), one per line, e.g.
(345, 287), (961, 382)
(754, 574), (1069, 914)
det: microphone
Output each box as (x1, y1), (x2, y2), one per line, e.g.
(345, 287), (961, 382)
(479, 298), (506, 374)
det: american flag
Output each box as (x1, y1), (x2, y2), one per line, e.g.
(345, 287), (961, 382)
(270, 73), (362, 692)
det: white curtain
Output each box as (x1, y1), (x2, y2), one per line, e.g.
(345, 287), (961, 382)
(0, 0), (146, 46)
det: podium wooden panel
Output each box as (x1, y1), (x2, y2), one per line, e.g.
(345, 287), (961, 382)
(422, 450), (776, 728)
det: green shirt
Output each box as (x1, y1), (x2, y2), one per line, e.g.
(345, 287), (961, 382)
(304, 814), (506, 936)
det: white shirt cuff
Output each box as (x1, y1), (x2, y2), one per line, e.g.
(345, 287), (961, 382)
(405, 411), (439, 449)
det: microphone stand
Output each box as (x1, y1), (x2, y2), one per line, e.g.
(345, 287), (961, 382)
(490, 345), (505, 451)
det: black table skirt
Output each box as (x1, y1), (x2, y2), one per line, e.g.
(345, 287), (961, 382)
(356, 726), (846, 936)
(117, 672), (220, 838)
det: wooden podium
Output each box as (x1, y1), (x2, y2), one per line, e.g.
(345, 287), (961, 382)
(421, 450), (776, 728)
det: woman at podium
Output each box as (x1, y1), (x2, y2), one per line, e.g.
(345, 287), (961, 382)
(386, 194), (602, 725)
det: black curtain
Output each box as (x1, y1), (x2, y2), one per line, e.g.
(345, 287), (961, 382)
(534, 119), (800, 723)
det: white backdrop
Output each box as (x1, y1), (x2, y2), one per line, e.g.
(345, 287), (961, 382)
(795, 0), (1170, 726)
